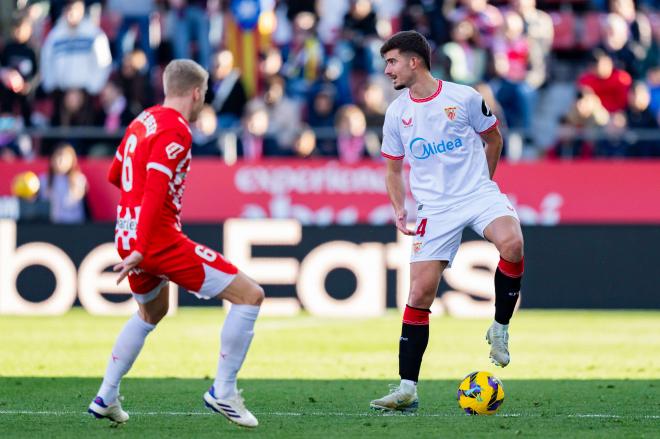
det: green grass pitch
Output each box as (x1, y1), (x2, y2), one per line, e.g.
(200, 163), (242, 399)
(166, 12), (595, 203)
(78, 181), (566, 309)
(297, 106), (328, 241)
(1, 309), (659, 438)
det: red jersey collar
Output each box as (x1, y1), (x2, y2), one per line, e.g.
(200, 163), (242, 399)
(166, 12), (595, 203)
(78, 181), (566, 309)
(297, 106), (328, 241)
(409, 79), (443, 103)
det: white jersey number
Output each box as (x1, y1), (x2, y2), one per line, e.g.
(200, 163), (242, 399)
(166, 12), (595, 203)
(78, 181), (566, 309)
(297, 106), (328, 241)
(195, 245), (217, 262)
(121, 134), (138, 192)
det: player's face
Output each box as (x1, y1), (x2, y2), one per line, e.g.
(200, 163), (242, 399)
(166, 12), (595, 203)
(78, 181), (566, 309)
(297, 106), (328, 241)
(383, 49), (413, 90)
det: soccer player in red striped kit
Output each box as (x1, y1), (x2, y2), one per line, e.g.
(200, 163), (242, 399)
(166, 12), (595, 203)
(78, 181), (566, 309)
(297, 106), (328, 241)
(88, 60), (262, 427)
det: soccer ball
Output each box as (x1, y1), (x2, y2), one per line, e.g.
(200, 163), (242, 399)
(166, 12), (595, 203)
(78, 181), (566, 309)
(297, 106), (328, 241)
(11, 171), (40, 199)
(457, 371), (505, 415)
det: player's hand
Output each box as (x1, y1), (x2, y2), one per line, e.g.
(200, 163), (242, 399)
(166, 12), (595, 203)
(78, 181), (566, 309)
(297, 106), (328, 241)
(114, 250), (144, 285)
(395, 209), (415, 236)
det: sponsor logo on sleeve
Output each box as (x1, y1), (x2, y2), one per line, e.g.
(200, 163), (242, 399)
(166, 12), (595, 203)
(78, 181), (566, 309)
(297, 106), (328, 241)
(481, 99), (493, 117)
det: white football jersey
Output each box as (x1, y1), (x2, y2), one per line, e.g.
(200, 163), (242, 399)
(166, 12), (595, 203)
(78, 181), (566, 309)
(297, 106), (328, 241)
(381, 80), (501, 212)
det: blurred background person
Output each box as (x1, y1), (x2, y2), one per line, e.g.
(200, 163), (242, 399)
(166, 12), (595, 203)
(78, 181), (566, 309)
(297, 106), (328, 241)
(578, 50), (632, 114)
(239, 100), (273, 161)
(624, 81), (659, 156)
(37, 143), (88, 223)
(0, 12), (38, 127)
(40, 0), (112, 131)
(192, 104), (221, 156)
(438, 19), (487, 85)
(165, 0), (211, 69)
(206, 49), (247, 129)
(492, 11), (534, 138)
(334, 104), (367, 163)
(107, 0), (155, 70)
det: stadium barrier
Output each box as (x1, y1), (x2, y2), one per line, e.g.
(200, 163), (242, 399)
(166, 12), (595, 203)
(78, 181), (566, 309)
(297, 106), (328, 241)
(1, 219), (658, 316)
(2, 159), (660, 224)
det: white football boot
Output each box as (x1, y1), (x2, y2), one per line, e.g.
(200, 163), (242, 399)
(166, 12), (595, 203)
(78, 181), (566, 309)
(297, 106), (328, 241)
(486, 321), (511, 367)
(88, 396), (129, 423)
(370, 381), (419, 412)
(203, 387), (258, 428)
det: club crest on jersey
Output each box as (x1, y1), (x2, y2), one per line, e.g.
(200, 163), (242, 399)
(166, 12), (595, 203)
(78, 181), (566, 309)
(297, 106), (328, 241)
(402, 117), (413, 128)
(444, 106), (457, 121)
(165, 142), (185, 159)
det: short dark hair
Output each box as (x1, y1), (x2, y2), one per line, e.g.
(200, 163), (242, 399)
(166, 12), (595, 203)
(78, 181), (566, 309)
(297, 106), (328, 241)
(380, 31), (431, 70)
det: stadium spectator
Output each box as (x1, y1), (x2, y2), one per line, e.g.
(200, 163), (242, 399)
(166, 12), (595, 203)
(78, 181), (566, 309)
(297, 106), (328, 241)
(510, 0), (553, 90)
(165, 0), (211, 69)
(191, 104), (221, 155)
(448, 0), (504, 49)
(281, 12), (325, 100)
(98, 80), (136, 133)
(40, 0), (112, 96)
(119, 49), (154, 115)
(107, 0), (155, 69)
(307, 84), (338, 156)
(239, 101), (274, 161)
(577, 50), (632, 113)
(492, 11), (534, 135)
(551, 90), (609, 158)
(38, 143), (88, 223)
(400, 0), (449, 45)
(52, 88), (96, 129)
(335, 104), (367, 163)
(206, 49), (247, 129)
(601, 13), (646, 79)
(609, 0), (653, 61)
(438, 19), (487, 85)
(625, 81), (659, 156)
(0, 13), (38, 127)
(648, 66), (660, 120)
(262, 75), (302, 155)
(341, 0), (379, 75)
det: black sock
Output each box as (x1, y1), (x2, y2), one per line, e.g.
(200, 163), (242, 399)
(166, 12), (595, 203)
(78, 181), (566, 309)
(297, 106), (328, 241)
(494, 268), (522, 325)
(399, 305), (430, 382)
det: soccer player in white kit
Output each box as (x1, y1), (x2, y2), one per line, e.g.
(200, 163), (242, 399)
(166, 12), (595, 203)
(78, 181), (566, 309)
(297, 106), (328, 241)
(370, 31), (525, 412)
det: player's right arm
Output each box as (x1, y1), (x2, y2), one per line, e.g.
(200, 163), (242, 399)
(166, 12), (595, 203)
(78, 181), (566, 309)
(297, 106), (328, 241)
(385, 158), (414, 236)
(381, 104), (414, 236)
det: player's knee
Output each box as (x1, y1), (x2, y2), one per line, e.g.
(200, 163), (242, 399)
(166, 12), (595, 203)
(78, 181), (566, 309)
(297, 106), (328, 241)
(141, 303), (168, 325)
(408, 284), (435, 309)
(247, 285), (265, 306)
(500, 235), (524, 262)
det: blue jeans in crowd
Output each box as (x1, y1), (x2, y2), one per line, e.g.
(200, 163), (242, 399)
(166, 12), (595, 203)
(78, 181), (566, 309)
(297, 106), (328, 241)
(169, 6), (211, 70)
(115, 15), (154, 68)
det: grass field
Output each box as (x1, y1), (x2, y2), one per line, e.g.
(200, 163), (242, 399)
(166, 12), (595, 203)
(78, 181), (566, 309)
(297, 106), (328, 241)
(1, 309), (659, 438)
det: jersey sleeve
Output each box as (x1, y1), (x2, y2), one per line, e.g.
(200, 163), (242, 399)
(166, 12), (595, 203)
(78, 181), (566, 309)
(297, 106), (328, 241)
(381, 104), (405, 160)
(467, 89), (498, 135)
(145, 127), (192, 180)
(134, 128), (191, 255)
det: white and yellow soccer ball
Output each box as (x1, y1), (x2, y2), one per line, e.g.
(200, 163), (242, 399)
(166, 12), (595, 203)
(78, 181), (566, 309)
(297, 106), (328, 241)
(457, 371), (505, 415)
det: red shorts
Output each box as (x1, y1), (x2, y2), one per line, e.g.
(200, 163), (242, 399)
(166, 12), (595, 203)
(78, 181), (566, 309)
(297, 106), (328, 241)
(118, 235), (238, 299)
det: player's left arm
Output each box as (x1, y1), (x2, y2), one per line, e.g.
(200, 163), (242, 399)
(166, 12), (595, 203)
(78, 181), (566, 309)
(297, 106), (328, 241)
(481, 126), (503, 179)
(467, 88), (501, 179)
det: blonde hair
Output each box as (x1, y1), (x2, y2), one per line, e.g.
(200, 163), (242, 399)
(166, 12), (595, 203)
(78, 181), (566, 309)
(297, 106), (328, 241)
(163, 59), (209, 97)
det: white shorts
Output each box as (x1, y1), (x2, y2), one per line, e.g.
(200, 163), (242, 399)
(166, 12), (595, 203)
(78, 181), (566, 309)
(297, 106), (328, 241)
(410, 192), (519, 267)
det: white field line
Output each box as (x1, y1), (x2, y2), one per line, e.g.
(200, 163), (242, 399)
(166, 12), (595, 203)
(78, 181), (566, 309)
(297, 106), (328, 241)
(0, 410), (658, 419)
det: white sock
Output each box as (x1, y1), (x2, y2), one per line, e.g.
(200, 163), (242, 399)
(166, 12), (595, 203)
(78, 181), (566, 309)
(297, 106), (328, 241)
(400, 379), (417, 394)
(97, 313), (155, 403)
(213, 304), (260, 399)
(492, 321), (509, 331)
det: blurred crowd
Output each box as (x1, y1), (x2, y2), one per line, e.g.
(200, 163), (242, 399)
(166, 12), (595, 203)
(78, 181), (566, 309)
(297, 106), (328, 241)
(0, 0), (658, 164)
